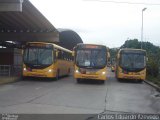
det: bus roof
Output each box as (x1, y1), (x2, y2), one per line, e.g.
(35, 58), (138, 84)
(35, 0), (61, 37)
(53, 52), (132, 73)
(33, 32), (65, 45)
(118, 48), (146, 54)
(26, 42), (72, 53)
(75, 43), (108, 49)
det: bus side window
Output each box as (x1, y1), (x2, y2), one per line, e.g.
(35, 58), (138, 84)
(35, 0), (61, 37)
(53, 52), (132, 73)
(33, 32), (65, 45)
(65, 52), (67, 60)
(71, 55), (73, 61)
(54, 50), (57, 62)
(66, 52), (68, 61)
(58, 50), (61, 59)
(64, 51), (67, 61)
(69, 54), (71, 61)
(62, 51), (64, 60)
(66, 52), (69, 61)
(64, 52), (66, 60)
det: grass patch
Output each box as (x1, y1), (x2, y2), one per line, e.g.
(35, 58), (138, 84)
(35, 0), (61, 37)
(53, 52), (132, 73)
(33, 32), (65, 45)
(147, 75), (160, 87)
(0, 77), (19, 85)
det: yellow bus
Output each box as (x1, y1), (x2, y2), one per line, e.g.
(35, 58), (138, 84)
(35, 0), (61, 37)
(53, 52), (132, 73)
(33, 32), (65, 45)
(22, 42), (73, 80)
(73, 43), (109, 83)
(115, 48), (146, 82)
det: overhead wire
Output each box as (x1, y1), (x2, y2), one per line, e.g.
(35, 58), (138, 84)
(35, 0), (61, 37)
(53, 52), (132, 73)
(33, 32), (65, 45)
(84, 0), (160, 6)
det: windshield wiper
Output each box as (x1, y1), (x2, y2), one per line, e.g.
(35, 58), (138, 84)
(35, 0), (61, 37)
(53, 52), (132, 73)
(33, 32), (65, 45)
(33, 64), (41, 67)
(85, 66), (94, 68)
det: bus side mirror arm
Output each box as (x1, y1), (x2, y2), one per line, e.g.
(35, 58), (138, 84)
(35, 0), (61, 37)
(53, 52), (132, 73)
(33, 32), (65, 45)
(56, 51), (59, 58)
(117, 54), (120, 59)
(72, 51), (75, 57)
(54, 51), (58, 63)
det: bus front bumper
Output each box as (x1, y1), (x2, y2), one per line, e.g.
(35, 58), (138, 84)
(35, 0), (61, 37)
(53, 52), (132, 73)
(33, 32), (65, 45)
(118, 74), (145, 80)
(23, 70), (56, 78)
(74, 73), (107, 81)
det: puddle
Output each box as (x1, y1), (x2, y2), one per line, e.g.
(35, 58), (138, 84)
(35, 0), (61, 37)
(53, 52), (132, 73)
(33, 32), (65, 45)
(154, 94), (160, 98)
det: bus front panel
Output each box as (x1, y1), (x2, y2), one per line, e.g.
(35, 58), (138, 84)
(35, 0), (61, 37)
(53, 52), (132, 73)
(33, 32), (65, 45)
(74, 65), (107, 80)
(22, 43), (56, 78)
(116, 66), (146, 80)
(74, 45), (108, 81)
(23, 64), (57, 78)
(116, 49), (146, 81)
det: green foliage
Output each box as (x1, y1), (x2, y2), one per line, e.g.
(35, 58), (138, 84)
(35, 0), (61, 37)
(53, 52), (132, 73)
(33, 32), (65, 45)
(147, 75), (160, 87)
(120, 39), (141, 49)
(109, 48), (118, 64)
(109, 48), (118, 58)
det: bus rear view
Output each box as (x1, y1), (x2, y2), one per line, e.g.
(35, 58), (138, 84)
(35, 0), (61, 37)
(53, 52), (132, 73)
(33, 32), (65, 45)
(73, 43), (109, 83)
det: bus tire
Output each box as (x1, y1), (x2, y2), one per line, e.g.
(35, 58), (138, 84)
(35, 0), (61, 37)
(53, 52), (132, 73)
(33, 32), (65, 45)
(22, 76), (26, 80)
(138, 80), (143, 83)
(99, 80), (105, 84)
(77, 79), (82, 83)
(68, 68), (70, 76)
(56, 70), (59, 80)
(118, 78), (122, 82)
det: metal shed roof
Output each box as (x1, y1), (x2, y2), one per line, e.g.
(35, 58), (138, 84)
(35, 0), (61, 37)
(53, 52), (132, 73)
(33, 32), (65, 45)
(0, 0), (23, 12)
(57, 29), (83, 50)
(0, 0), (83, 50)
(0, 0), (59, 44)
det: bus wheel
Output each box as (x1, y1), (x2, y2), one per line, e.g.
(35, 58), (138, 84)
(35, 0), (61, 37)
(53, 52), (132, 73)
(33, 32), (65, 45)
(22, 76), (26, 80)
(138, 80), (143, 83)
(56, 71), (59, 80)
(77, 79), (82, 83)
(99, 80), (105, 84)
(118, 78), (122, 82)
(68, 68), (70, 75)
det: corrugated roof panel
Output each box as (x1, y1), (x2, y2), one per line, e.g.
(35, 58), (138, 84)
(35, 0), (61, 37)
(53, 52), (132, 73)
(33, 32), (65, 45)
(0, 0), (59, 44)
(0, 0), (83, 49)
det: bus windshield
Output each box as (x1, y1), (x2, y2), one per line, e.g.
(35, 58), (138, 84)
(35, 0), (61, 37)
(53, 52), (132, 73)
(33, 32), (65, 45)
(76, 49), (106, 68)
(120, 53), (146, 71)
(23, 47), (53, 66)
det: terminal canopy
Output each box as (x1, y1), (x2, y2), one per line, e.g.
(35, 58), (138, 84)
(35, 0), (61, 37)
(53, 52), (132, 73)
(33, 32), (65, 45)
(0, 0), (83, 50)
(0, 0), (23, 12)
(0, 0), (59, 48)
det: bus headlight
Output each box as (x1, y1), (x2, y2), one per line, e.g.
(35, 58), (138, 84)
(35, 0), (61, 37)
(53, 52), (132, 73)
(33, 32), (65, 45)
(102, 71), (106, 75)
(75, 70), (79, 73)
(23, 68), (27, 71)
(48, 69), (52, 73)
(119, 70), (123, 73)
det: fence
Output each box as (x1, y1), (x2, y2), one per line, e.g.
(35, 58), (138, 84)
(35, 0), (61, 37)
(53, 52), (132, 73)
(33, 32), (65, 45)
(0, 65), (22, 76)
(12, 65), (22, 76)
(0, 65), (11, 76)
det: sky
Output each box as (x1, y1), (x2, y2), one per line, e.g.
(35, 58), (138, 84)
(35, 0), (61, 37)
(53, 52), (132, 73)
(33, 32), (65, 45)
(30, 0), (160, 48)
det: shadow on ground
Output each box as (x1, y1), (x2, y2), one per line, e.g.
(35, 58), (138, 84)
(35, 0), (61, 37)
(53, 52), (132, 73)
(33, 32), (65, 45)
(76, 79), (105, 85)
(22, 75), (70, 83)
(117, 79), (143, 84)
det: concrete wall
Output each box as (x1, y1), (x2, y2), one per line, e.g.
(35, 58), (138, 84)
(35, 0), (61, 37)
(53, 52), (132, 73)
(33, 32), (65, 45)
(0, 48), (22, 65)
(13, 48), (22, 66)
(0, 48), (14, 65)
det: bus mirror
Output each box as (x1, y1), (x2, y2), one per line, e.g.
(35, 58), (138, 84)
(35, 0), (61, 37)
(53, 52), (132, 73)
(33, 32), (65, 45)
(56, 51), (59, 57)
(107, 52), (110, 59)
(117, 54), (120, 59)
(22, 50), (23, 54)
(146, 57), (148, 61)
(72, 51), (75, 56)
(107, 57), (110, 62)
